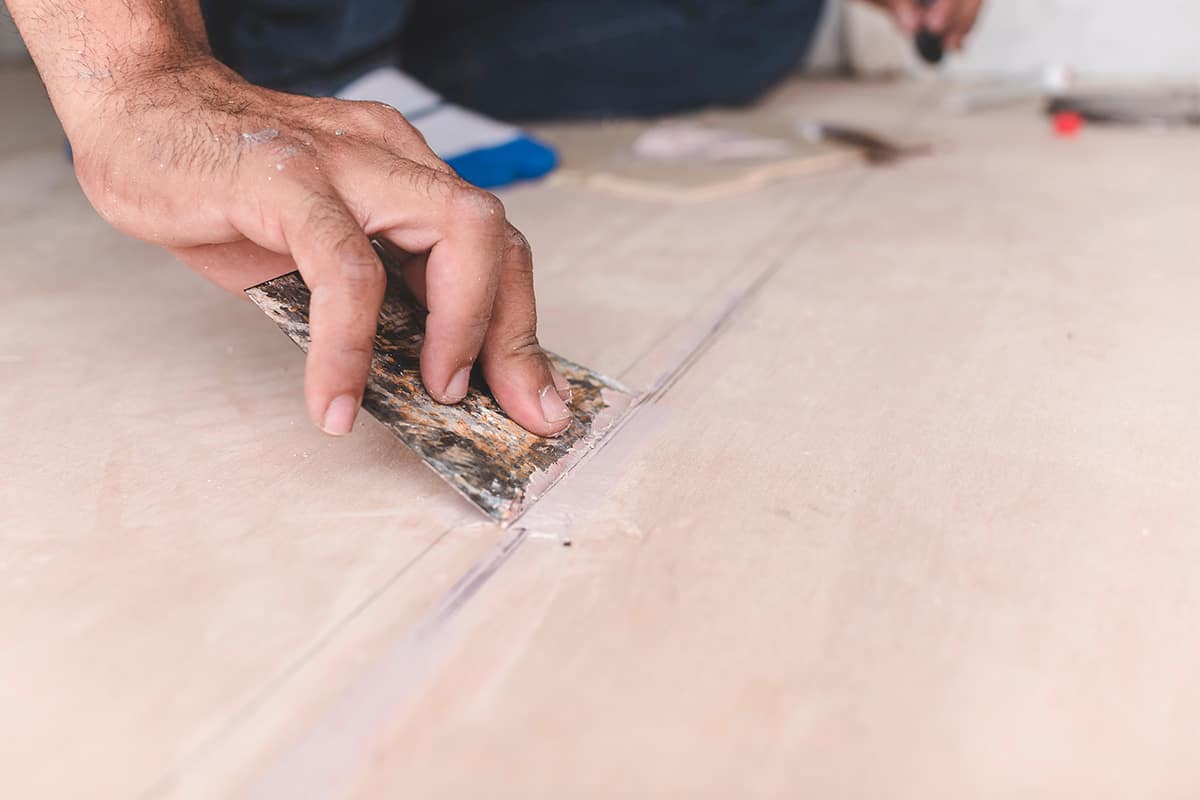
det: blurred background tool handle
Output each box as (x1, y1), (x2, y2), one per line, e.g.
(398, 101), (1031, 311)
(915, 0), (945, 64)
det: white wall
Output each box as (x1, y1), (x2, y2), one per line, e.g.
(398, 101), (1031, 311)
(3, 1), (1198, 78)
(816, 0), (1200, 80)
(952, 0), (1200, 79)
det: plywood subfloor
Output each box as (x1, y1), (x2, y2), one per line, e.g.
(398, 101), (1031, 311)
(4, 63), (1200, 798)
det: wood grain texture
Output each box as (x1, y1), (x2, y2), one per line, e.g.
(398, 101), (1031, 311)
(7, 65), (1200, 800)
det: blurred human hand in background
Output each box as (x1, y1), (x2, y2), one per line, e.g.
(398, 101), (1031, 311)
(859, 0), (985, 51)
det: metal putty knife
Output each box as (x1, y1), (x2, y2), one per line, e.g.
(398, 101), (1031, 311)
(246, 258), (635, 525)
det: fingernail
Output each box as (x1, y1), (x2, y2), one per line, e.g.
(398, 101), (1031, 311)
(539, 385), (572, 425)
(550, 365), (572, 403)
(322, 394), (358, 436)
(444, 366), (471, 403)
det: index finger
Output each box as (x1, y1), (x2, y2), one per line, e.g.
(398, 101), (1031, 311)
(279, 188), (386, 435)
(946, 0), (984, 49)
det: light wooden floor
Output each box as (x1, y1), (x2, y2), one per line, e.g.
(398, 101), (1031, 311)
(4, 64), (1200, 799)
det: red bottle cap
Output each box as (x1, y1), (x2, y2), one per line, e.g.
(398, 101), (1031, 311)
(1054, 111), (1083, 137)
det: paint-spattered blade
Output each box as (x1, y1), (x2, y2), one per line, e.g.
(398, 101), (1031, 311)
(246, 269), (635, 524)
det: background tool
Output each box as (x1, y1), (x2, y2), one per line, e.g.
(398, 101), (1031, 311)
(915, 0), (945, 64)
(1047, 87), (1200, 126)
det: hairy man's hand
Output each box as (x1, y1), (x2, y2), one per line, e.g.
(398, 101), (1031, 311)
(67, 60), (572, 438)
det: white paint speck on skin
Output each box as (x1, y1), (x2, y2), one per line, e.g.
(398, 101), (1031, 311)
(334, 129), (345, 136)
(75, 64), (113, 80)
(241, 128), (280, 146)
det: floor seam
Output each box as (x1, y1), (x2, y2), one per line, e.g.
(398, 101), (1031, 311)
(168, 80), (946, 799)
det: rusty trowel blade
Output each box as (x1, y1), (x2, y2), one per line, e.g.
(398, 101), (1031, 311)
(245, 268), (635, 525)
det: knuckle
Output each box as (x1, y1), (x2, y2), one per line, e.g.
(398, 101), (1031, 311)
(333, 237), (385, 295)
(387, 119), (430, 149)
(505, 331), (543, 359)
(504, 226), (534, 271)
(487, 322), (544, 365)
(310, 96), (343, 115)
(388, 155), (437, 187)
(353, 100), (410, 131)
(303, 195), (384, 297)
(449, 184), (506, 229)
(397, 164), (461, 204)
(425, 157), (455, 176)
(332, 337), (376, 362)
(460, 307), (495, 342)
(506, 224), (531, 252)
(303, 193), (349, 240)
(492, 295), (539, 353)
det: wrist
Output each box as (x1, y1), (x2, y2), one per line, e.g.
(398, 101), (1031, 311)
(60, 49), (230, 136)
(62, 56), (256, 227)
(9, 1), (220, 137)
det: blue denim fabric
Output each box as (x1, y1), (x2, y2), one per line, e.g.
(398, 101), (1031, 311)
(200, 0), (826, 118)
